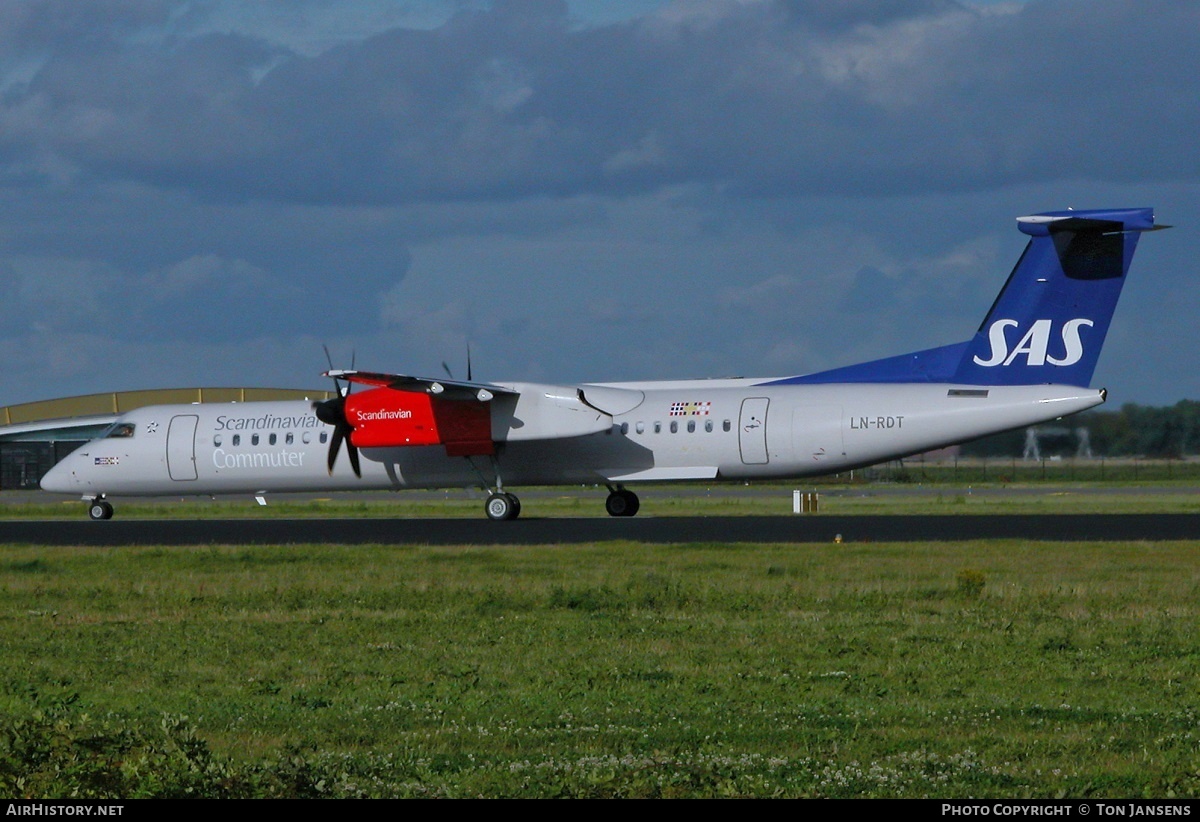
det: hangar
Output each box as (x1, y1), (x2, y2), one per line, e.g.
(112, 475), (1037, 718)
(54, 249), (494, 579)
(0, 387), (334, 490)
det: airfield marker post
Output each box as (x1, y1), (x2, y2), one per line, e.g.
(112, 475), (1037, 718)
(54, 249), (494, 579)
(793, 490), (819, 514)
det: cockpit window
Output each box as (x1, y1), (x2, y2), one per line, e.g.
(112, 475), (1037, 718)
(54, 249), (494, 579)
(103, 422), (135, 438)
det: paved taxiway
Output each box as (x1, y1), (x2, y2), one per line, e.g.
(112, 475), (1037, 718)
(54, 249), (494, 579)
(3, 514), (1199, 546)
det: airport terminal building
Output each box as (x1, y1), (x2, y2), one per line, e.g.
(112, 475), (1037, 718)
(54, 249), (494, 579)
(0, 387), (333, 490)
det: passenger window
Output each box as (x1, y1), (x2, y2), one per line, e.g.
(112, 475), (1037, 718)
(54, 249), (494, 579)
(620, 422), (629, 435)
(723, 420), (731, 432)
(302, 431), (311, 444)
(705, 420), (713, 433)
(214, 435), (222, 447)
(320, 431), (328, 444)
(269, 433), (277, 445)
(669, 420), (678, 433)
(636, 422), (644, 435)
(251, 433), (260, 446)
(232, 434), (241, 446)
(653, 422), (661, 434)
(286, 433), (294, 445)
(687, 420), (696, 433)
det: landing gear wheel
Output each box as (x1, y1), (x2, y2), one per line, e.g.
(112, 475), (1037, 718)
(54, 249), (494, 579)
(88, 500), (114, 521)
(605, 489), (640, 517)
(485, 492), (520, 521)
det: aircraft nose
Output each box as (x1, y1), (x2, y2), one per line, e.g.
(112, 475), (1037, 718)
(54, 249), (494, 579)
(39, 458), (77, 494)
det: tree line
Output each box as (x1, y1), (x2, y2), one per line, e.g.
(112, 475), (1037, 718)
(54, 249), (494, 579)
(960, 400), (1200, 459)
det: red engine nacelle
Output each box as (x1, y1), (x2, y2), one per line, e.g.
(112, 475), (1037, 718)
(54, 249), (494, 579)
(344, 387), (494, 456)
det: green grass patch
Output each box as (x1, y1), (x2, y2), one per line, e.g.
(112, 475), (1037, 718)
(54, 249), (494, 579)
(11, 473), (1200, 520)
(3, 539), (1200, 797)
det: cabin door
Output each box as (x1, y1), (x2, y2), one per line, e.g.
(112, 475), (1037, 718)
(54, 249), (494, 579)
(167, 415), (199, 481)
(738, 398), (769, 465)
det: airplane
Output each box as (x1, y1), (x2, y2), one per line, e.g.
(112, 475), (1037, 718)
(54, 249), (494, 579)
(40, 206), (1163, 521)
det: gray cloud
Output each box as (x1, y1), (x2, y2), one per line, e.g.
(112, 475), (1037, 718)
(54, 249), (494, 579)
(0, 1), (1193, 406)
(3, 0), (1196, 205)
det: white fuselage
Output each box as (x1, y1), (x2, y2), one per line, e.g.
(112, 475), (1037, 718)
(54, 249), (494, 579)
(41, 379), (1104, 498)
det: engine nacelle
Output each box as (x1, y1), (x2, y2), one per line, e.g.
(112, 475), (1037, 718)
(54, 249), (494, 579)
(345, 387), (494, 456)
(492, 384), (622, 441)
(341, 382), (645, 452)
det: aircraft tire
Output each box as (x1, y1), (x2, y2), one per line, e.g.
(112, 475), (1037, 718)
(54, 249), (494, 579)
(605, 489), (640, 517)
(485, 492), (519, 521)
(88, 500), (114, 521)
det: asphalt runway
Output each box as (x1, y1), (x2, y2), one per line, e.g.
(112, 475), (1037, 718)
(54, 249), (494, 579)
(3, 513), (1199, 546)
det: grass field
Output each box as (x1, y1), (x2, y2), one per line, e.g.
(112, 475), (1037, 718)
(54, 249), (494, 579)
(3, 530), (1200, 797)
(9, 473), (1200, 520)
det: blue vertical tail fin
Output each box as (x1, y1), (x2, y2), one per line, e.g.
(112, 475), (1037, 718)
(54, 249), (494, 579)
(767, 207), (1161, 388)
(952, 207), (1157, 386)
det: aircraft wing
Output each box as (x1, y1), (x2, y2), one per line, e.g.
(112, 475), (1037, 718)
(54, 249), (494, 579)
(324, 369), (517, 402)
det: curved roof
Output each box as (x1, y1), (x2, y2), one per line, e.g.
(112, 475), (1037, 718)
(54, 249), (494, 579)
(0, 387), (336, 440)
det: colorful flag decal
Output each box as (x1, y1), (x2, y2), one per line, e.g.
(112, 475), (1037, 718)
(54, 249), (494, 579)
(669, 401), (711, 416)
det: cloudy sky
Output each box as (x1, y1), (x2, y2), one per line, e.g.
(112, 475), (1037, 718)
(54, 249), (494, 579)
(0, 0), (1195, 407)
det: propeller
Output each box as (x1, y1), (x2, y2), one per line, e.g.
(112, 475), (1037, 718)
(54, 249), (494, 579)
(441, 343), (473, 382)
(313, 346), (361, 478)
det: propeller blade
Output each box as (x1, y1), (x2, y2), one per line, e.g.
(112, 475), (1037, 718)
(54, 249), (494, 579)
(441, 345), (474, 382)
(346, 441), (361, 478)
(322, 345), (350, 396)
(327, 425), (343, 475)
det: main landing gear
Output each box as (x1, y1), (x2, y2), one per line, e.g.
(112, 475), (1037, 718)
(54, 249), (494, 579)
(87, 497), (114, 520)
(485, 492), (522, 521)
(483, 487), (641, 520)
(605, 486), (640, 517)
(469, 454), (523, 521)
(469, 457), (641, 520)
